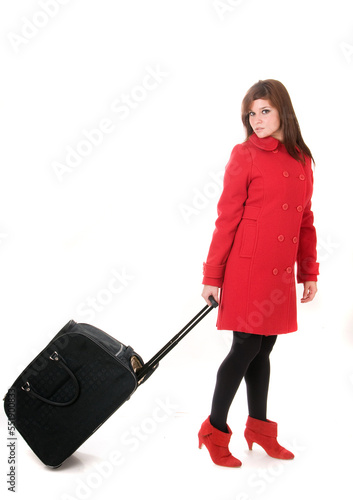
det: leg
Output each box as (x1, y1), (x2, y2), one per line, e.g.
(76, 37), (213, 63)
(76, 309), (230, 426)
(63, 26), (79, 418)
(210, 332), (263, 433)
(243, 334), (294, 459)
(244, 334), (277, 421)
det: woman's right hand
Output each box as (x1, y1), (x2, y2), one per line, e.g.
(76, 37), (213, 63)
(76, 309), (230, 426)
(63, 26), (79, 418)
(201, 285), (220, 306)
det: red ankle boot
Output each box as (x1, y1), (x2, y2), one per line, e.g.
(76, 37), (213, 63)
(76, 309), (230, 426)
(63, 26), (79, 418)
(198, 416), (242, 467)
(244, 416), (294, 460)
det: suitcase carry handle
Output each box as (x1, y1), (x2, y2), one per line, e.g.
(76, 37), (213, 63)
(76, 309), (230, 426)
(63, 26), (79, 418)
(137, 296), (218, 382)
(21, 351), (80, 407)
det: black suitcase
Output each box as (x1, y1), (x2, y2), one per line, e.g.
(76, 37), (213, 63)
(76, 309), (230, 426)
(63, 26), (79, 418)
(3, 297), (218, 468)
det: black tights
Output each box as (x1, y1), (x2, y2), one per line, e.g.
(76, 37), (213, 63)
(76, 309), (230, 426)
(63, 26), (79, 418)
(210, 332), (277, 433)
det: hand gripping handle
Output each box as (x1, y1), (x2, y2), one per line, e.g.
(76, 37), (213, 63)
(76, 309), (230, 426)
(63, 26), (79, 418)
(208, 295), (219, 308)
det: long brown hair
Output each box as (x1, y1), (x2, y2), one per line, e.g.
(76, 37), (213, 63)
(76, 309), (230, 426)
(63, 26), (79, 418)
(241, 79), (314, 165)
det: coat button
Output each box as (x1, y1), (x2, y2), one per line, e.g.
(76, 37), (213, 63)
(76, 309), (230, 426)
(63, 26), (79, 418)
(282, 203), (289, 210)
(299, 174), (305, 180)
(283, 171), (289, 177)
(272, 149), (278, 153)
(278, 234), (284, 242)
(292, 236), (298, 244)
(272, 268), (279, 275)
(297, 205), (303, 212)
(286, 267), (292, 273)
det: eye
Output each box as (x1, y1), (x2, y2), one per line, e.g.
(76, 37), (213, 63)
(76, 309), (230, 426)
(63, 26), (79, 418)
(249, 111), (255, 116)
(262, 109), (270, 114)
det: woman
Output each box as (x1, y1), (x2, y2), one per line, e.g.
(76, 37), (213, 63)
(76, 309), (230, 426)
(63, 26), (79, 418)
(198, 79), (319, 467)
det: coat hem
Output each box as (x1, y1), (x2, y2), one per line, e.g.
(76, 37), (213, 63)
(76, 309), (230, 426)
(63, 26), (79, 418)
(215, 326), (298, 335)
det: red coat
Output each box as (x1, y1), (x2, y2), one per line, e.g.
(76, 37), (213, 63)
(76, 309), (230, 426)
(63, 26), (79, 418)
(202, 133), (319, 335)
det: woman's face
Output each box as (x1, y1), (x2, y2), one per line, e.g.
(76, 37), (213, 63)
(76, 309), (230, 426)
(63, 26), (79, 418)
(248, 99), (283, 142)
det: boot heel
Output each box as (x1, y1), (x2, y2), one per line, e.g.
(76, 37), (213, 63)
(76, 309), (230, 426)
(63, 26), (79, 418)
(245, 436), (253, 450)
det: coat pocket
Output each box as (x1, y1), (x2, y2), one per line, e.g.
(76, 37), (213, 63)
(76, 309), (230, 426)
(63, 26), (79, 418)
(239, 222), (257, 258)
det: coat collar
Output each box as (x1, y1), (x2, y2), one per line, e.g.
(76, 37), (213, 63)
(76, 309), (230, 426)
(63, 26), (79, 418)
(248, 133), (280, 151)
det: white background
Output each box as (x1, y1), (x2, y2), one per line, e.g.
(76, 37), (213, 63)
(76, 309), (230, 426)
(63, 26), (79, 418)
(1, 1), (352, 499)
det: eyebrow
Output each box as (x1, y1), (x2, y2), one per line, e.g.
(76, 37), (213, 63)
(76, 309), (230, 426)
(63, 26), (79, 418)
(249, 106), (272, 111)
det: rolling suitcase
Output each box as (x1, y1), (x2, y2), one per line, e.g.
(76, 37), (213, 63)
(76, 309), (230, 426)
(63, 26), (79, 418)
(3, 297), (218, 468)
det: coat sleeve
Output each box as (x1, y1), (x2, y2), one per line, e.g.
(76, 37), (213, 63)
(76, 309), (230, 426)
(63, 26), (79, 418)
(202, 143), (252, 287)
(296, 165), (320, 283)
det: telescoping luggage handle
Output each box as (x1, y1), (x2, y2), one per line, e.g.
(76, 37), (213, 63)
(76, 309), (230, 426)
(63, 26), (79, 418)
(136, 296), (218, 382)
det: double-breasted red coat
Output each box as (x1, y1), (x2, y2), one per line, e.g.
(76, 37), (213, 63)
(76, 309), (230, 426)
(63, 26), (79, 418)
(202, 133), (319, 335)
